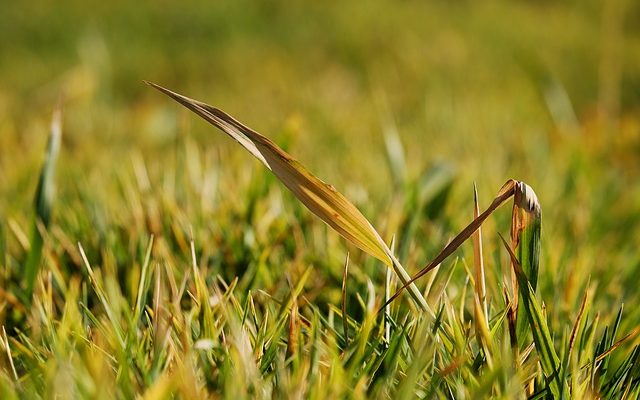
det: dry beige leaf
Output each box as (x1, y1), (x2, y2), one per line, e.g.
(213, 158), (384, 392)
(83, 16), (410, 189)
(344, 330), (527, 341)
(146, 82), (428, 310)
(382, 180), (518, 310)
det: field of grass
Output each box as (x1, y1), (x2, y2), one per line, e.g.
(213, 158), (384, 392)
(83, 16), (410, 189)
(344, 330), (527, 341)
(1, 0), (640, 398)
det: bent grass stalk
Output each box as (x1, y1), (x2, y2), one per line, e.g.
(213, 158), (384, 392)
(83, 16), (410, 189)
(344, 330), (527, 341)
(382, 179), (518, 309)
(384, 179), (565, 396)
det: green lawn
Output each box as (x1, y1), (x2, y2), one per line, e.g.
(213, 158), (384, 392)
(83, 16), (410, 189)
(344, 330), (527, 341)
(0, 0), (639, 398)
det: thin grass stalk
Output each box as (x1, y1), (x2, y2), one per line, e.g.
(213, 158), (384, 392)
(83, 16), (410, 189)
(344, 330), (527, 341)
(562, 287), (589, 392)
(341, 253), (350, 347)
(134, 235), (154, 324)
(472, 184), (488, 329)
(384, 236), (398, 346)
(1, 326), (17, 381)
(78, 242), (125, 349)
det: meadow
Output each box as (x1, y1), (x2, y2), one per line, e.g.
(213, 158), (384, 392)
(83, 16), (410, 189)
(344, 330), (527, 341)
(0, 0), (639, 398)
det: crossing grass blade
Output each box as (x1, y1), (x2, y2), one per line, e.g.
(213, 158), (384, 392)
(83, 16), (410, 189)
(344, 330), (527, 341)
(24, 107), (62, 298)
(562, 286), (589, 394)
(146, 82), (429, 311)
(382, 179), (518, 309)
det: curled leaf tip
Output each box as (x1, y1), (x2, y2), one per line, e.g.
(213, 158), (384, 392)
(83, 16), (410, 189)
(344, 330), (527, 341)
(515, 181), (540, 216)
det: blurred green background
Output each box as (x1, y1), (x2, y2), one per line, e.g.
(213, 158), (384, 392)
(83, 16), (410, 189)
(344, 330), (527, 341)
(1, 0), (639, 321)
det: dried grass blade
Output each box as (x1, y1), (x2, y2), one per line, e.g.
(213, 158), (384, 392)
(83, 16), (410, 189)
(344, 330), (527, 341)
(147, 82), (428, 310)
(146, 82), (392, 261)
(594, 327), (640, 364)
(382, 180), (517, 310)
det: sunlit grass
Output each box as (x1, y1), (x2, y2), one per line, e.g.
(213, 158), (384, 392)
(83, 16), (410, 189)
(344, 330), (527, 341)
(0, 0), (639, 398)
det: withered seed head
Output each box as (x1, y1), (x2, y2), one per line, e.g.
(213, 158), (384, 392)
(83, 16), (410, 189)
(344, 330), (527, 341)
(514, 181), (541, 216)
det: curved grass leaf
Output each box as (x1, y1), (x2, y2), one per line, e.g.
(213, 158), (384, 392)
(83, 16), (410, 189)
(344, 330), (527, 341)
(146, 82), (428, 311)
(499, 234), (563, 399)
(382, 179), (518, 310)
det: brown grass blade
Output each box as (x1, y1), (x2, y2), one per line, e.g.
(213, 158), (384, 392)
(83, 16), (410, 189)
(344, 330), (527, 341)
(569, 286), (589, 359)
(146, 82), (428, 310)
(147, 81), (392, 262)
(593, 327), (640, 364)
(381, 180), (518, 311)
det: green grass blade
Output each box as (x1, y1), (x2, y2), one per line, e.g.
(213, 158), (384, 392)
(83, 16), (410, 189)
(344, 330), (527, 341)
(382, 119), (407, 188)
(511, 182), (542, 345)
(24, 107), (62, 298)
(500, 234), (563, 398)
(133, 235), (154, 324)
(397, 163), (454, 263)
